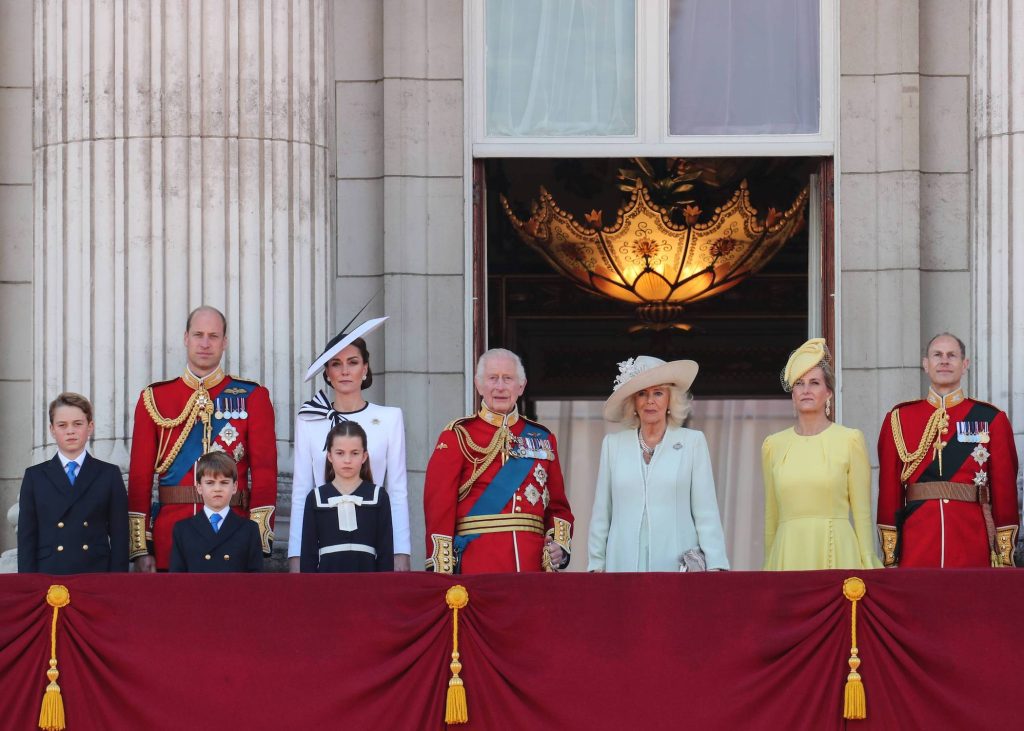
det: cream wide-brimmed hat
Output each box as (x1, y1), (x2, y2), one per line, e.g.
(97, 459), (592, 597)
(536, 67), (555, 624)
(602, 355), (699, 422)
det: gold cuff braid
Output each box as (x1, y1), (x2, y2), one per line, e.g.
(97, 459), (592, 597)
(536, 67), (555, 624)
(426, 534), (455, 574)
(544, 518), (572, 571)
(878, 526), (898, 567)
(995, 526), (1017, 567)
(128, 512), (149, 559)
(248, 506), (275, 555)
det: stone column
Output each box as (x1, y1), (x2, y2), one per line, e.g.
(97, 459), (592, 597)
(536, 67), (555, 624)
(973, 0), (1024, 511)
(33, 0), (332, 470)
(838, 2), (924, 459)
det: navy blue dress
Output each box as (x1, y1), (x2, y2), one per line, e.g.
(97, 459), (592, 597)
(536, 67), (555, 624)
(300, 481), (394, 572)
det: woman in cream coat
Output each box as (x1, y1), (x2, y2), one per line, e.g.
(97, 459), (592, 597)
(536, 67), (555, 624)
(588, 356), (729, 572)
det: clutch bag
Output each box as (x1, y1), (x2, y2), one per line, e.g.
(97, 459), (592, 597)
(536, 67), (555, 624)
(679, 547), (707, 573)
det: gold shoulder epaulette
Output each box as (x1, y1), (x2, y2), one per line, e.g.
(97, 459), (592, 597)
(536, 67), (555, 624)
(520, 415), (548, 430)
(226, 376), (264, 389)
(443, 415), (474, 431)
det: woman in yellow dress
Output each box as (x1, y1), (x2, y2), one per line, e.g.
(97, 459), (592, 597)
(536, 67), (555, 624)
(762, 338), (881, 570)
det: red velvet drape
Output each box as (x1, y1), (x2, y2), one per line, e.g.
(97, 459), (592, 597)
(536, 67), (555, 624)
(1, 571), (1021, 730)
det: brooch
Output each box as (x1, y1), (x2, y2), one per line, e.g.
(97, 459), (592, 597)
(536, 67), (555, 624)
(524, 485), (541, 506)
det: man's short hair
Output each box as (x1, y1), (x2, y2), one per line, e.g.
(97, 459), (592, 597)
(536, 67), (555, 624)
(924, 332), (967, 359)
(474, 348), (527, 384)
(195, 452), (238, 482)
(48, 392), (94, 424)
(186, 305), (228, 336)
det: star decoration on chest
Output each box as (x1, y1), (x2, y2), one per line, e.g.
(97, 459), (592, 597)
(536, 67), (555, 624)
(973, 470), (988, 487)
(971, 444), (990, 466)
(219, 423), (239, 447)
(524, 484), (541, 506)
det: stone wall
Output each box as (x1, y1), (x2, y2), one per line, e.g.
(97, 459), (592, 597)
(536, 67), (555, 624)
(0, 0), (33, 553)
(331, 0), (466, 567)
(838, 0), (977, 484)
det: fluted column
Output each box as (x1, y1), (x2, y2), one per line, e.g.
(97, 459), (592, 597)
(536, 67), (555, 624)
(33, 0), (332, 468)
(973, 1), (1024, 448)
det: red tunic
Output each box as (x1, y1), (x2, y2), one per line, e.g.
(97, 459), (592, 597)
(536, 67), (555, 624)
(423, 408), (574, 574)
(128, 368), (278, 569)
(877, 390), (1019, 567)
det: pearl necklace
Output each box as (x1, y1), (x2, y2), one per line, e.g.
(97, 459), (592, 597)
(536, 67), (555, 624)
(638, 429), (657, 458)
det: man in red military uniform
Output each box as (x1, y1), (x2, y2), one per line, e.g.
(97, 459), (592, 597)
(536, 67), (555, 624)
(877, 332), (1019, 567)
(424, 348), (573, 573)
(128, 306), (278, 571)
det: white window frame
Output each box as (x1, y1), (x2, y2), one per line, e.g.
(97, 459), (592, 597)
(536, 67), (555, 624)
(466, 0), (838, 158)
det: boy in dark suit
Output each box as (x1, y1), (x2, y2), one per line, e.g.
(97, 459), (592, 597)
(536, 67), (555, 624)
(169, 452), (263, 572)
(18, 392), (129, 573)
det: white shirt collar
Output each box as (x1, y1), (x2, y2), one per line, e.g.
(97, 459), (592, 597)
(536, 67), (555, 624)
(57, 450), (88, 470)
(203, 505), (231, 521)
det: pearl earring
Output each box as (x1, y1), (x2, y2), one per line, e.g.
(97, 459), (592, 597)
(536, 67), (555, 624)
(362, 374), (367, 381)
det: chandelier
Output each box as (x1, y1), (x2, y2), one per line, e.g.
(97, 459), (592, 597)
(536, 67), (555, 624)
(501, 179), (808, 331)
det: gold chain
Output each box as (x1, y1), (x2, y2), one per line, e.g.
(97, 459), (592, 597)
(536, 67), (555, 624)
(143, 386), (215, 474)
(891, 406), (949, 483)
(453, 423), (510, 501)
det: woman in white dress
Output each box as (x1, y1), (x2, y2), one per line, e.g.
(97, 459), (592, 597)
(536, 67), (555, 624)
(287, 317), (411, 571)
(588, 355), (729, 572)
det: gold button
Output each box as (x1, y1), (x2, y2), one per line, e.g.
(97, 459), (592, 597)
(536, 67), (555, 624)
(82, 544), (89, 550)
(57, 522), (64, 528)
(514, 507), (520, 512)
(223, 554), (230, 560)
(515, 495), (521, 501)
(57, 546), (64, 552)
(83, 521), (88, 527)
(204, 554), (211, 560)
(943, 499), (950, 504)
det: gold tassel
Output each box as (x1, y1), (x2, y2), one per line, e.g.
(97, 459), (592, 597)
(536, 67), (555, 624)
(445, 585), (470, 725)
(842, 577), (867, 721)
(38, 585), (71, 731)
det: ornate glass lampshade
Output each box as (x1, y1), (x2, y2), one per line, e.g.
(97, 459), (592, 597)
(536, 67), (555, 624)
(501, 179), (808, 330)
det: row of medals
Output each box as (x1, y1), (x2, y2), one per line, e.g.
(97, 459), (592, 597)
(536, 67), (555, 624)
(214, 397), (248, 421)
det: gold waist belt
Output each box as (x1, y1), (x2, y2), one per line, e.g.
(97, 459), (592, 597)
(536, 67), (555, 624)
(456, 513), (544, 536)
(906, 481), (978, 503)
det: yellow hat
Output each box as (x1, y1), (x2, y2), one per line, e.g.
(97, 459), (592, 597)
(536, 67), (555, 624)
(782, 338), (830, 391)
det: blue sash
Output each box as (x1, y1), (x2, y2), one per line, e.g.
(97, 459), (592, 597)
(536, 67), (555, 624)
(453, 423), (550, 562)
(158, 379), (257, 487)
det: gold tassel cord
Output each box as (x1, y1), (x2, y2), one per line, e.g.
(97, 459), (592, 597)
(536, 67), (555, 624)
(38, 585), (71, 731)
(445, 585), (470, 725)
(842, 577), (867, 721)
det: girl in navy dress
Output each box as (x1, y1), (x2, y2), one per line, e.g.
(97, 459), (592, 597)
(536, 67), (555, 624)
(300, 421), (394, 572)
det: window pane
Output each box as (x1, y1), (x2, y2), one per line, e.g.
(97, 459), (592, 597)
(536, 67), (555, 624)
(486, 0), (636, 136)
(669, 0), (820, 135)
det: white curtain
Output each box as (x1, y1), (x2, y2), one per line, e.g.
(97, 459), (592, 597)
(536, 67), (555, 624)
(688, 399), (793, 570)
(669, 0), (820, 134)
(536, 398), (792, 572)
(485, 0), (636, 136)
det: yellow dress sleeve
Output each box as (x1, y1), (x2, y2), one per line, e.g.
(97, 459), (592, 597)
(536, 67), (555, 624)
(762, 435), (778, 567)
(847, 428), (882, 569)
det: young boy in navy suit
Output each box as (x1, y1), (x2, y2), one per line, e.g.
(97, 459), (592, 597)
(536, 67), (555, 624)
(169, 452), (263, 572)
(18, 392), (129, 573)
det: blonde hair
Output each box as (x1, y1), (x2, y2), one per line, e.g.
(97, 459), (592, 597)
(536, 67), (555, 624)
(619, 385), (692, 428)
